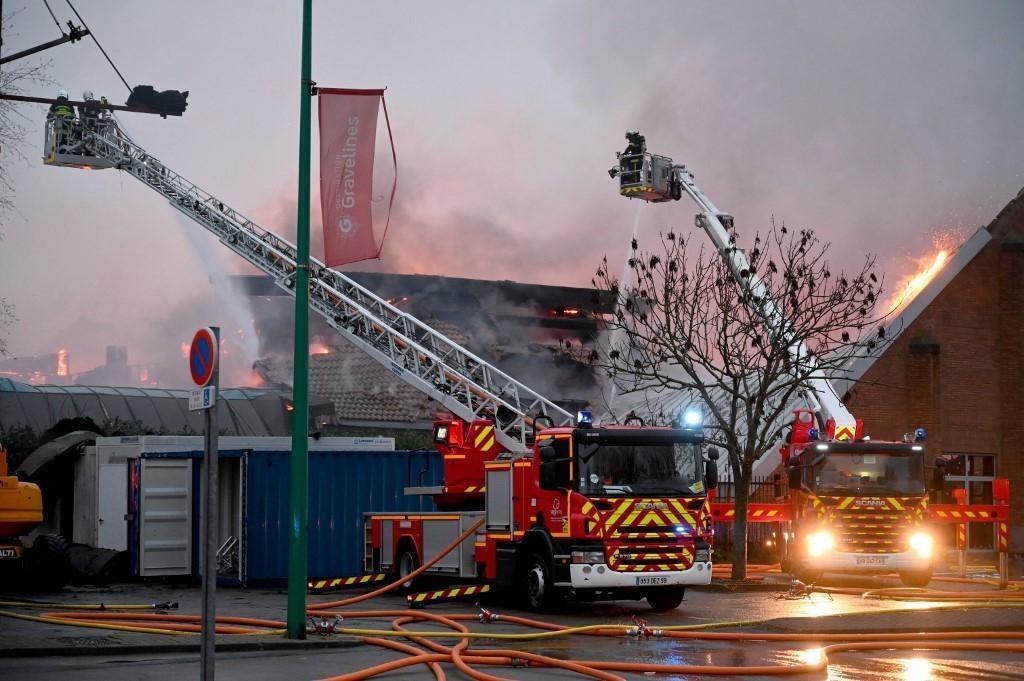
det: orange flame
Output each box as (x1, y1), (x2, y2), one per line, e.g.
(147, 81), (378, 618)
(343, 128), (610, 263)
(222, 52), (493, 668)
(56, 348), (68, 377)
(309, 341), (331, 355)
(139, 367), (149, 382)
(885, 230), (963, 314)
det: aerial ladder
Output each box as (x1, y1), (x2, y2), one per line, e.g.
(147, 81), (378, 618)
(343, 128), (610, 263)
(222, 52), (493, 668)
(610, 133), (1011, 586)
(43, 117), (721, 610)
(42, 116), (575, 456)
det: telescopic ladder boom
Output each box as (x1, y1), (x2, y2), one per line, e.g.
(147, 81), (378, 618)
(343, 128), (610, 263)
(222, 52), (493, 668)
(62, 119), (574, 453)
(612, 146), (858, 438)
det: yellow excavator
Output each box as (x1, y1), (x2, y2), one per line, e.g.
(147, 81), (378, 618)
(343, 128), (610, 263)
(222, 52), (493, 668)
(0, 442), (69, 589)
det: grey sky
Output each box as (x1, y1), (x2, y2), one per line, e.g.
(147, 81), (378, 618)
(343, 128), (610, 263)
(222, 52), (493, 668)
(2, 1), (1022, 384)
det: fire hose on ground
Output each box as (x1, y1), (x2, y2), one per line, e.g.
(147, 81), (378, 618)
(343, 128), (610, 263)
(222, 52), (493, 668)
(3, 517), (1024, 679)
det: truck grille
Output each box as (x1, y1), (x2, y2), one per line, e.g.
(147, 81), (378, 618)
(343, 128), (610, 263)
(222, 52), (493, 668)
(834, 511), (907, 553)
(607, 544), (694, 572)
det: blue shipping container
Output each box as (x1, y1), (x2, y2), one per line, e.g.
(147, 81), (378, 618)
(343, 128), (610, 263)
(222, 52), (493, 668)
(136, 448), (442, 584)
(246, 449), (441, 582)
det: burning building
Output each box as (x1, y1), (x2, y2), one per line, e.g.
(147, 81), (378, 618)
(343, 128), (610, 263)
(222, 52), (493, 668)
(834, 185), (1024, 555)
(241, 273), (613, 435)
(0, 349), (71, 385)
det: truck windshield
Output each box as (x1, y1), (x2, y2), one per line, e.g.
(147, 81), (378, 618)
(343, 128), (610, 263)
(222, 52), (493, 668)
(811, 452), (925, 496)
(576, 443), (705, 497)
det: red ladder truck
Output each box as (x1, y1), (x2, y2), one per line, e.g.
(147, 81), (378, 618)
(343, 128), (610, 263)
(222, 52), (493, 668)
(43, 115), (720, 611)
(610, 134), (1011, 586)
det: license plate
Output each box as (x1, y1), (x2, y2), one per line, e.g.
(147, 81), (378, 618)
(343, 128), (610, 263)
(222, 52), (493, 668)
(0, 547), (17, 560)
(855, 555), (888, 566)
(635, 575), (669, 586)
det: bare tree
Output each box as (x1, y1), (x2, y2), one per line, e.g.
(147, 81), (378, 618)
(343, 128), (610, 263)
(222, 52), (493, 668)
(1, 7), (54, 354)
(574, 221), (888, 579)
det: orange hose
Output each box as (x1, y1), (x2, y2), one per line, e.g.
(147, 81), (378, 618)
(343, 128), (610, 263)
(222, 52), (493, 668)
(308, 517), (485, 611)
(361, 637), (447, 681)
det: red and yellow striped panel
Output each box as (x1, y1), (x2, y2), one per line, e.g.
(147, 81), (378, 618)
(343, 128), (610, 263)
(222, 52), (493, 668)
(406, 584), (490, 606)
(308, 573), (387, 593)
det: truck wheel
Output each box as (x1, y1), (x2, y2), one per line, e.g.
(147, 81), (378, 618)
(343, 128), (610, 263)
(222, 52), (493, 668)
(395, 545), (420, 593)
(647, 586), (685, 612)
(523, 552), (555, 611)
(27, 534), (70, 591)
(899, 569), (932, 588)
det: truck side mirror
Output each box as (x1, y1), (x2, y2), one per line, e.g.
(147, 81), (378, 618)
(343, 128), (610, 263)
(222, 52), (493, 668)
(539, 462), (557, 490)
(538, 445), (568, 490)
(930, 457), (947, 493)
(704, 460), (718, 490)
(787, 465), (802, 490)
(703, 447), (720, 490)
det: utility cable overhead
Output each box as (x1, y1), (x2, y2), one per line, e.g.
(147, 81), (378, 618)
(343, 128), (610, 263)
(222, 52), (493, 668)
(62, 0), (132, 94)
(42, 0), (64, 32)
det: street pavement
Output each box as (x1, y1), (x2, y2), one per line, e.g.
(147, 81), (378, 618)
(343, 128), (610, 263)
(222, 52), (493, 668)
(1, 574), (1022, 680)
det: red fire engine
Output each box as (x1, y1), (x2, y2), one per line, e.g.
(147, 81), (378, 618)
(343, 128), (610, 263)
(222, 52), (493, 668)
(365, 414), (718, 611)
(43, 116), (721, 611)
(612, 133), (1011, 586)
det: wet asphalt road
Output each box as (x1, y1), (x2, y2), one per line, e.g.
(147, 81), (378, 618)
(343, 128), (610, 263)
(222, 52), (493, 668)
(1, 576), (1022, 680)
(3, 640), (1023, 680)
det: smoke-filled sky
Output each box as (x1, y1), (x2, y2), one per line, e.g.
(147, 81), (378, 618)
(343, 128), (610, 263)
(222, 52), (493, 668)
(2, 1), (1023, 385)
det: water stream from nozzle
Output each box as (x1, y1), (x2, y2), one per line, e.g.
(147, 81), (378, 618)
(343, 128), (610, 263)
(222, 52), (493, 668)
(599, 202), (644, 423)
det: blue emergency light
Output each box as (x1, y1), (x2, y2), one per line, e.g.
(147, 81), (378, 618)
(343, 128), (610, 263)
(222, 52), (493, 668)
(915, 428), (927, 442)
(576, 410), (593, 427)
(683, 409), (702, 428)
(808, 428), (819, 440)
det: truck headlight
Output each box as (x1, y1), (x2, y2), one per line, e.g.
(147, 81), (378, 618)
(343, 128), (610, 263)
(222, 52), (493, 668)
(806, 531), (834, 557)
(694, 549), (711, 563)
(909, 532), (933, 558)
(571, 551), (605, 564)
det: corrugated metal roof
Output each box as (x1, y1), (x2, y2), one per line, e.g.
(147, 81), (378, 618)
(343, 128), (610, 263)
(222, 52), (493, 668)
(0, 380), (323, 436)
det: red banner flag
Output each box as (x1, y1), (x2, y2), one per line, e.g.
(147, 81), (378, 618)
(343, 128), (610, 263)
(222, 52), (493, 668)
(318, 88), (396, 267)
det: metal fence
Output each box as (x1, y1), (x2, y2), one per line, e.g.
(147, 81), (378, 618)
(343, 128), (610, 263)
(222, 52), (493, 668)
(713, 474), (783, 562)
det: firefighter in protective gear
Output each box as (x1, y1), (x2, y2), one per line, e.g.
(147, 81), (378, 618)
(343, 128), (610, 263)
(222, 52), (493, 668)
(79, 90), (100, 130)
(98, 95), (111, 122)
(620, 129), (646, 185)
(47, 89), (76, 153)
(47, 89), (74, 119)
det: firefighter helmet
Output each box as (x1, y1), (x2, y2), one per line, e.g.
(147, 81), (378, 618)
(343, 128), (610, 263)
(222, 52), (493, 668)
(57, 89), (69, 99)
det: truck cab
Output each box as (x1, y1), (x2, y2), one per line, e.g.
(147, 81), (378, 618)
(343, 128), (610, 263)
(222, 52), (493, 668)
(783, 413), (937, 587)
(482, 423), (718, 611)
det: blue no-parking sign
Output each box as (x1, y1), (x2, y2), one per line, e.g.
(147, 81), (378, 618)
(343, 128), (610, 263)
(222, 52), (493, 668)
(189, 327), (218, 387)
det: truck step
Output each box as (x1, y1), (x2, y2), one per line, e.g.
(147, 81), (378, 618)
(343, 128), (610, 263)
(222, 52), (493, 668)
(307, 573), (387, 594)
(406, 584), (491, 608)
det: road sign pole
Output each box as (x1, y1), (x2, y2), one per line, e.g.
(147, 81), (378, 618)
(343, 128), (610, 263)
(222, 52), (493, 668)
(200, 326), (220, 681)
(287, 0), (313, 640)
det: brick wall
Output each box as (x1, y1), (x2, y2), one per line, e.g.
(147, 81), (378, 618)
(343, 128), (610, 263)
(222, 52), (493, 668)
(845, 187), (1024, 551)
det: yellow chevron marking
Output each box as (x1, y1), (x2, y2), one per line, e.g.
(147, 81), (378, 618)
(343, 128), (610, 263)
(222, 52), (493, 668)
(888, 498), (904, 510)
(835, 426), (856, 441)
(837, 497), (855, 510)
(606, 501), (631, 528)
(415, 594), (427, 602)
(474, 425), (494, 448)
(621, 507), (644, 528)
